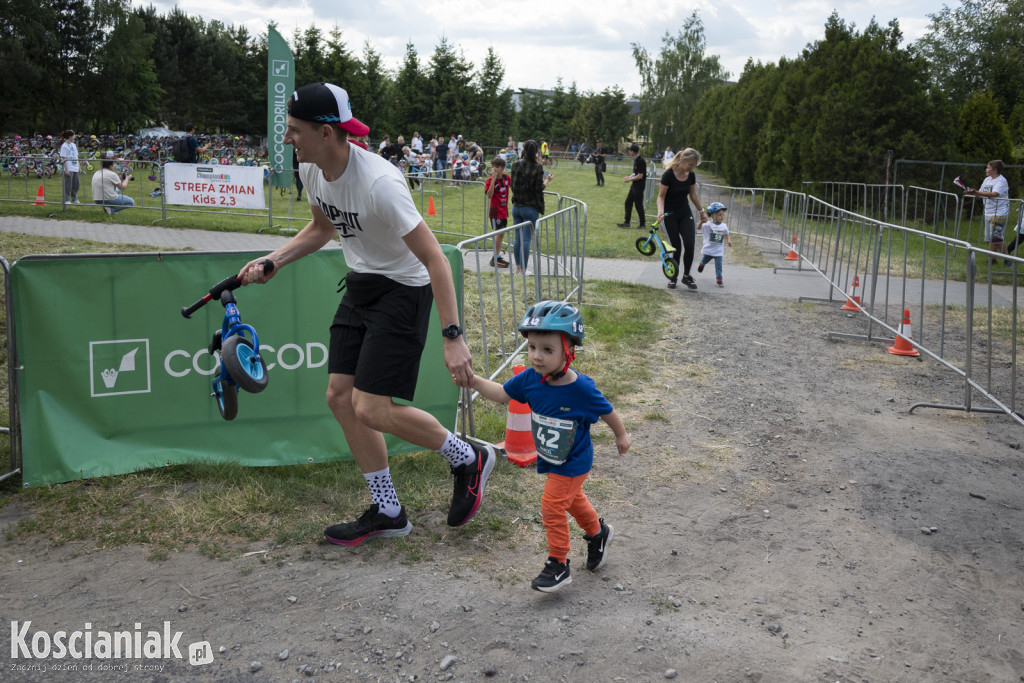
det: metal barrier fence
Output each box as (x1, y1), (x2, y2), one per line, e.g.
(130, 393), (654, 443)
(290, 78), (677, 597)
(0, 156), (315, 232)
(893, 159), (1024, 202)
(803, 181), (1024, 260)
(454, 195), (587, 436)
(800, 181), (899, 221)
(1, 154), (163, 212)
(701, 182), (1024, 425)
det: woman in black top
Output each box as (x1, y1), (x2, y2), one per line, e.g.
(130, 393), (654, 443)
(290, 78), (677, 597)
(656, 148), (707, 289)
(510, 140), (551, 275)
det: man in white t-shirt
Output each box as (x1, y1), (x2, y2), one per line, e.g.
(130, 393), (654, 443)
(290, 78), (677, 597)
(965, 159), (1010, 262)
(90, 157), (135, 214)
(237, 83), (495, 546)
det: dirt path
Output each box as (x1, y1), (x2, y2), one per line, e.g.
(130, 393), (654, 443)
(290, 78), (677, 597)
(3, 286), (1023, 682)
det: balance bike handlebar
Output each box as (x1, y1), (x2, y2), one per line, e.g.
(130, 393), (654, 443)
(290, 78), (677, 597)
(181, 259), (274, 319)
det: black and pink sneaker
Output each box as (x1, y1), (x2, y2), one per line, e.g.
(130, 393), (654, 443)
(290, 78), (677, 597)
(447, 444), (496, 527)
(324, 504), (412, 546)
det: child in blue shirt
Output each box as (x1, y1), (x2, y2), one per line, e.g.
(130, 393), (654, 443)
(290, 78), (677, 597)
(472, 301), (631, 592)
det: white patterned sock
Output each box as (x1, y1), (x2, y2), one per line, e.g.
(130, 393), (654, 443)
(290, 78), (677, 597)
(363, 467), (401, 518)
(436, 431), (476, 467)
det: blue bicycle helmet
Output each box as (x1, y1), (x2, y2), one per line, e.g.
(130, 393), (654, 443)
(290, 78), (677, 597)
(518, 300), (584, 381)
(707, 202), (727, 214)
(518, 300), (584, 345)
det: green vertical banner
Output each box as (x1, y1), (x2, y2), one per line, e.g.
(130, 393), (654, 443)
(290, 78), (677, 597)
(12, 248), (464, 487)
(267, 25), (294, 189)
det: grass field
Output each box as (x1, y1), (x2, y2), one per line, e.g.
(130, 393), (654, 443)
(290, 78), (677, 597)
(0, 156), (678, 260)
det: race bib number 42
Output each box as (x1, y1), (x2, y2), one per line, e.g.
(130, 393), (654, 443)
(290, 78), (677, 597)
(532, 412), (577, 465)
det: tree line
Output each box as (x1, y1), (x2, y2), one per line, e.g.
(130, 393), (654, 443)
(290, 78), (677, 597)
(634, 6), (1023, 190)
(5, 0), (1019, 185)
(0, 0), (633, 148)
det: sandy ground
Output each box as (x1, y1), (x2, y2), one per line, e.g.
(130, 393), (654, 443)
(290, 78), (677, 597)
(2, 277), (1023, 683)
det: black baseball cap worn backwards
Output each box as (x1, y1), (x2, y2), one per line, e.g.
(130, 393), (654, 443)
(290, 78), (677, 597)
(287, 83), (370, 137)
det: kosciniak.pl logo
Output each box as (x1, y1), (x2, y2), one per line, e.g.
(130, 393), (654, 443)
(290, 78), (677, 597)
(10, 621), (213, 667)
(89, 339), (151, 397)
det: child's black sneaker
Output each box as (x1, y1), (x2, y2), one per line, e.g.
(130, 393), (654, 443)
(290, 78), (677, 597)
(697, 262), (704, 273)
(583, 518), (614, 571)
(324, 504), (412, 547)
(717, 278), (723, 287)
(447, 443), (496, 527)
(531, 557), (572, 592)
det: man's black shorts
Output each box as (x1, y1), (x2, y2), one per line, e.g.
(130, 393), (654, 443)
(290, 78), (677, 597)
(329, 272), (433, 401)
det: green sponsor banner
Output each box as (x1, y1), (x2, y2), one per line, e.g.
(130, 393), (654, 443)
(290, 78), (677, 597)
(12, 248), (463, 487)
(267, 25), (294, 189)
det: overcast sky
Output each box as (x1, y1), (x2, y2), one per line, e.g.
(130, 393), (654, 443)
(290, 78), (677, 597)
(133, 0), (946, 96)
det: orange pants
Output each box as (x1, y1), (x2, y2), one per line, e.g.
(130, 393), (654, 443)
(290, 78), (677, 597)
(541, 472), (602, 563)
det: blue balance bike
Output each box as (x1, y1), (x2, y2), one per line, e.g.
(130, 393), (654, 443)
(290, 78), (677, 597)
(181, 261), (273, 420)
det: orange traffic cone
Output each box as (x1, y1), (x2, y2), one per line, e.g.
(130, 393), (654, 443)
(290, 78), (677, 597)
(34, 185), (45, 206)
(784, 237), (799, 261)
(427, 196), (436, 216)
(841, 274), (861, 311)
(496, 364), (536, 467)
(887, 309), (921, 357)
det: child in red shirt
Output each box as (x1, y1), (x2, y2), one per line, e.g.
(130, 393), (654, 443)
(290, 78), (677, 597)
(485, 156), (512, 268)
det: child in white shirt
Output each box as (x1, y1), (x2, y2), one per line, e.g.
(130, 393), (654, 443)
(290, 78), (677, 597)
(696, 202), (733, 287)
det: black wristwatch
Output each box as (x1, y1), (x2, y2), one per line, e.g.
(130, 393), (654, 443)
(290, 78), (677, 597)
(441, 324), (463, 339)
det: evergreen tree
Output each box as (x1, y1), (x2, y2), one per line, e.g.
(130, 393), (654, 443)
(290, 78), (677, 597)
(322, 26), (358, 90)
(426, 36), (473, 137)
(958, 91), (1015, 163)
(1009, 102), (1024, 158)
(89, 10), (162, 131)
(515, 89), (549, 142)
(569, 96), (599, 146)
(293, 25), (326, 87)
(149, 8), (205, 127)
(591, 87), (632, 149)
(547, 79), (581, 146)
(472, 47), (513, 147)
(229, 24), (265, 134)
(349, 40), (391, 135)
(392, 41), (430, 136)
(0, 0), (62, 131)
(52, 0), (101, 129)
